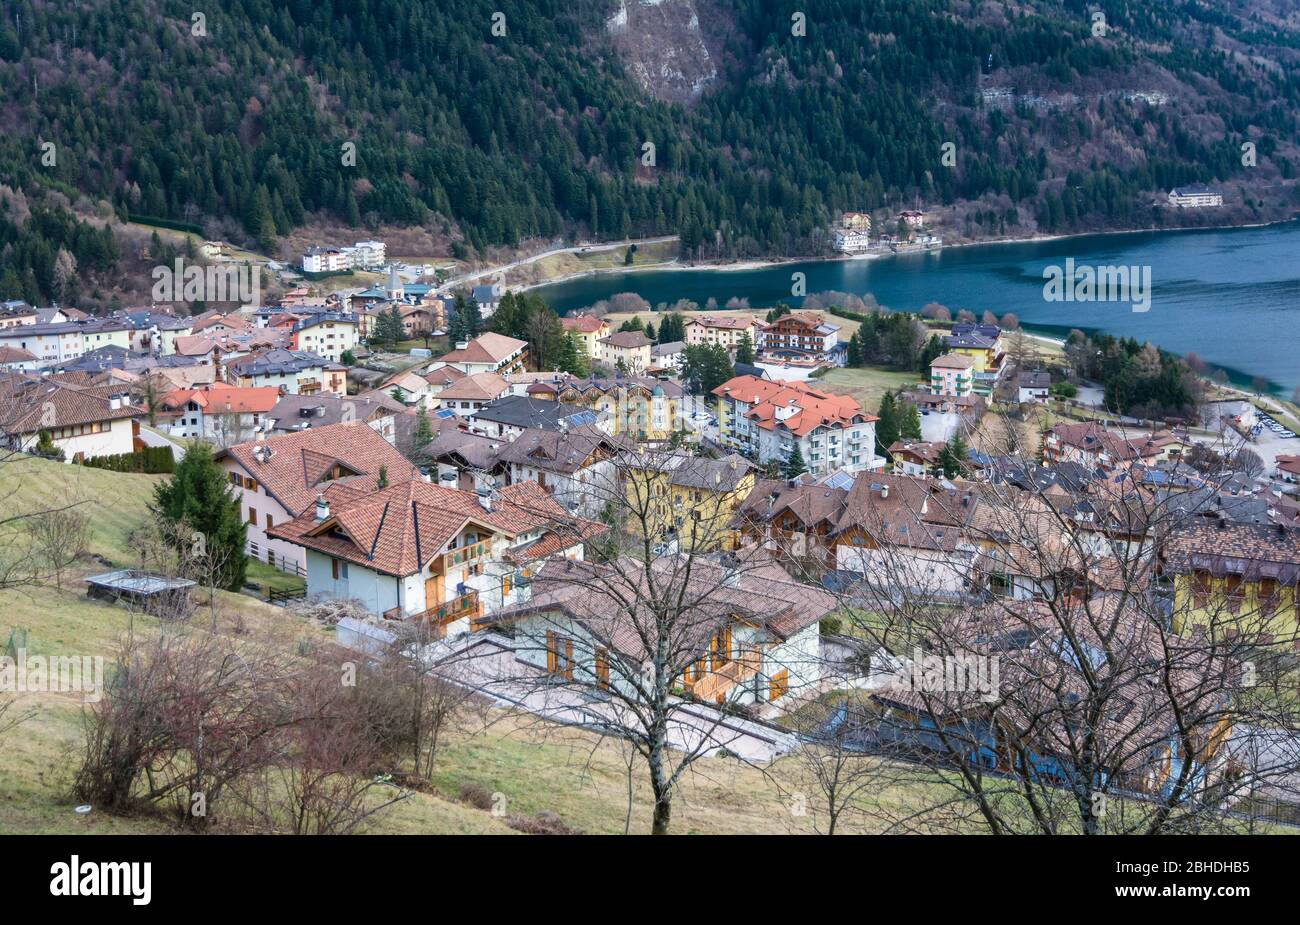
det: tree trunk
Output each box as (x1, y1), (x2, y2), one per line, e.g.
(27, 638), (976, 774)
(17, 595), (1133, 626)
(652, 793), (672, 835)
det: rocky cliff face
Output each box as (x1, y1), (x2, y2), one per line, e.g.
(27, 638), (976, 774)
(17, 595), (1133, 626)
(605, 0), (721, 103)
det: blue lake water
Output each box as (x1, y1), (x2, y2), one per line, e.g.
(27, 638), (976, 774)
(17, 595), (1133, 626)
(533, 222), (1300, 393)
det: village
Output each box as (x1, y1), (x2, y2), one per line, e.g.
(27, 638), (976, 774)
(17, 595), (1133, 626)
(0, 244), (1297, 837)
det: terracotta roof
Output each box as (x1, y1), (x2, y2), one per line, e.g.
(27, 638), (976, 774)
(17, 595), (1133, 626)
(486, 549), (836, 661)
(712, 374), (875, 438)
(0, 373), (140, 434)
(600, 331), (653, 350)
(560, 315), (608, 333)
(686, 315), (756, 331)
(436, 371), (509, 403)
(268, 478), (600, 577)
(424, 366), (467, 388)
(439, 332), (527, 366)
(0, 345), (36, 363)
(930, 352), (975, 370)
(1163, 520), (1300, 581)
(159, 384), (281, 415)
(888, 441), (943, 463)
(1050, 422), (1161, 462)
(217, 421), (419, 516)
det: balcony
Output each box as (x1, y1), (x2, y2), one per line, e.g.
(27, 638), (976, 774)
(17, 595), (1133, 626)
(413, 590), (482, 632)
(442, 540), (489, 572)
(683, 650), (761, 704)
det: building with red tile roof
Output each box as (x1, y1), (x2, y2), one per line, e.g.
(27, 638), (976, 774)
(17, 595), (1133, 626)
(157, 384), (281, 444)
(713, 374), (882, 475)
(216, 421), (420, 572)
(269, 478), (604, 628)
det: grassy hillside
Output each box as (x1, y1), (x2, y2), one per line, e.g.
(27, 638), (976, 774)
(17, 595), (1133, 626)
(0, 456), (165, 567)
(0, 458), (940, 835)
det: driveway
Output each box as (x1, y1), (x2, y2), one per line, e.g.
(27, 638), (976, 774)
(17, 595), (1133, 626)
(921, 411), (960, 443)
(428, 635), (799, 763)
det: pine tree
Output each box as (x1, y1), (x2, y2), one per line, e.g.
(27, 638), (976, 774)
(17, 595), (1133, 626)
(846, 332), (862, 367)
(875, 391), (899, 455)
(781, 443), (808, 479)
(153, 442), (248, 591)
(939, 434), (968, 477)
(411, 405), (434, 455)
(735, 332), (755, 364)
(462, 296), (484, 337)
(899, 400), (922, 439)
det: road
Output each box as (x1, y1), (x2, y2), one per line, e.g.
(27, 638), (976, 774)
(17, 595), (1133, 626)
(441, 235), (680, 291)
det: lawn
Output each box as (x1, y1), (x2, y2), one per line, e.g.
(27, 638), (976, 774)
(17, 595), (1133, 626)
(0, 456), (1006, 835)
(815, 366), (923, 415)
(0, 456), (165, 567)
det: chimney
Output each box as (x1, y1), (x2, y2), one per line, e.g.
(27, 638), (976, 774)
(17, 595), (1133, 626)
(477, 488), (493, 513)
(314, 494), (329, 522)
(880, 484), (889, 499)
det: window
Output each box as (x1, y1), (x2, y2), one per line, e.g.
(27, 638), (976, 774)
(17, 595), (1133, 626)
(769, 669), (789, 701)
(710, 625), (732, 670)
(595, 647), (610, 690)
(247, 506), (256, 524)
(265, 513), (273, 529)
(545, 631), (574, 680)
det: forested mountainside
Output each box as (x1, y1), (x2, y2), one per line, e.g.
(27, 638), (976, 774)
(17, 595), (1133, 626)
(2, 0), (1300, 304)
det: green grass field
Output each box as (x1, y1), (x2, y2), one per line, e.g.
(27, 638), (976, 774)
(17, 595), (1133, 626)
(0, 456), (933, 834)
(815, 366), (923, 414)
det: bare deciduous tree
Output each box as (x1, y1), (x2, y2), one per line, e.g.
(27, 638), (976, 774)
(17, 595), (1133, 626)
(24, 506), (90, 590)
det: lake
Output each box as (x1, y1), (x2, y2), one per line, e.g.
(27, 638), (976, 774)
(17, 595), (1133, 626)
(533, 221), (1300, 394)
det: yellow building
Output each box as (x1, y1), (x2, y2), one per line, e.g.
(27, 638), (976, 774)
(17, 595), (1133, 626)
(1163, 521), (1300, 646)
(555, 376), (684, 443)
(560, 314), (609, 359)
(684, 314), (762, 351)
(623, 452), (757, 551)
(597, 330), (653, 374)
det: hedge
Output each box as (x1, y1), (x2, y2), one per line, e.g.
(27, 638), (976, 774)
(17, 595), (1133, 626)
(127, 214), (204, 236)
(80, 446), (176, 474)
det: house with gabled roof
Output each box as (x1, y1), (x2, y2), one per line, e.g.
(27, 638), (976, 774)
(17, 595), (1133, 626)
(216, 421), (420, 573)
(0, 373), (142, 461)
(224, 348), (346, 396)
(1044, 421), (1163, 472)
(434, 371), (509, 413)
(269, 478), (604, 634)
(495, 424), (630, 515)
(482, 549), (838, 709)
(156, 384), (281, 446)
(597, 330), (654, 374)
(432, 331), (528, 376)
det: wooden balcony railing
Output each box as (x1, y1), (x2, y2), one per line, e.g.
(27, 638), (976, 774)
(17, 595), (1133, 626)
(684, 650), (761, 704)
(413, 590), (480, 627)
(442, 541), (489, 573)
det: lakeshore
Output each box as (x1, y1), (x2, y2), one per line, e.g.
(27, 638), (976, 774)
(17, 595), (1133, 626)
(530, 219), (1300, 396)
